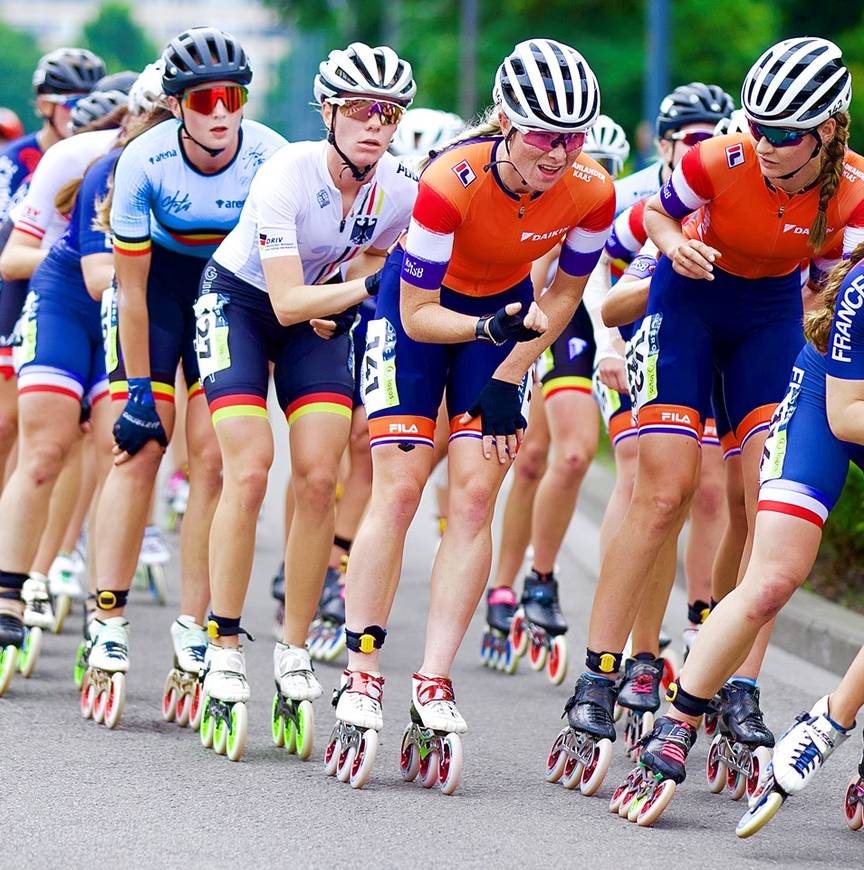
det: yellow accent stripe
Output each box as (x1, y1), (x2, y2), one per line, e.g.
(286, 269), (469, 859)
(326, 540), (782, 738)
(112, 237), (152, 252)
(287, 402), (353, 426)
(211, 404), (269, 425)
(373, 187), (384, 216)
(542, 376), (592, 396)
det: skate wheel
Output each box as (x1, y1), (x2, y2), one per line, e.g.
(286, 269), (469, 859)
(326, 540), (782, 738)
(200, 697), (215, 749)
(613, 702), (624, 723)
(609, 774), (638, 815)
(560, 753), (584, 790)
(844, 778), (864, 831)
(528, 637), (547, 672)
(18, 626), (41, 678)
(52, 595), (71, 634)
(736, 789), (784, 838)
(336, 742), (355, 783)
(80, 674), (95, 719)
(295, 700), (315, 760)
(509, 611), (528, 658)
(704, 712), (718, 737)
(546, 635), (567, 685)
(706, 734), (726, 794)
(480, 633), (491, 667)
(104, 673), (125, 729)
(618, 783), (639, 818)
(636, 779), (676, 827)
(227, 703), (248, 762)
(271, 693), (285, 747)
(502, 639), (519, 675)
(419, 750), (440, 789)
(349, 728), (378, 790)
(213, 713), (229, 755)
(400, 726), (420, 782)
(747, 746), (772, 799)
(93, 689), (107, 725)
(148, 565), (168, 606)
(175, 690), (191, 727)
(545, 729), (569, 784)
(189, 683), (204, 732)
(74, 642), (87, 689)
(323, 733), (340, 777)
(727, 761), (748, 802)
(439, 733), (462, 796)
(325, 633), (346, 663)
(580, 738), (613, 796)
(162, 679), (178, 723)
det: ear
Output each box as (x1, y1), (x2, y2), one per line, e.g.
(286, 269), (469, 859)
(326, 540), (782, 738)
(498, 109), (512, 136)
(321, 101), (333, 126)
(167, 95), (182, 120)
(818, 117), (837, 145)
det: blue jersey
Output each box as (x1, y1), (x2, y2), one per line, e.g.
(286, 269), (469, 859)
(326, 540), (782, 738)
(110, 118), (286, 259)
(0, 132), (43, 223)
(826, 261), (864, 383)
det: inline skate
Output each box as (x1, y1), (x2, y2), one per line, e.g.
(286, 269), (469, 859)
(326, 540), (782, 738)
(480, 586), (518, 674)
(19, 575), (51, 677)
(325, 669), (384, 789)
(164, 467), (189, 532)
(271, 562), (285, 640)
(399, 673), (465, 796)
(134, 526), (169, 605)
(0, 592), (25, 697)
(706, 682), (773, 802)
(307, 565), (346, 663)
(48, 551), (84, 633)
(199, 643), (249, 762)
(272, 643), (322, 759)
(162, 617), (207, 729)
(73, 596), (97, 688)
(736, 694), (850, 837)
(546, 674), (615, 795)
(509, 570), (568, 684)
(617, 655), (664, 760)
(845, 740), (864, 832)
(80, 617), (128, 729)
(609, 715), (697, 826)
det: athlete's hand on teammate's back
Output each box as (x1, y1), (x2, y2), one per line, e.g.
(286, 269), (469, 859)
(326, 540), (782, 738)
(669, 239), (721, 281)
(460, 377), (526, 464)
(478, 302), (548, 345)
(597, 355), (628, 394)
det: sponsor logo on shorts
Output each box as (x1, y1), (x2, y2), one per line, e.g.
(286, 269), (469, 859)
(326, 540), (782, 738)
(451, 160), (476, 188)
(568, 337), (588, 359)
(389, 422), (419, 434)
(661, 410), (693, 424)
(725, 143), (745, 168)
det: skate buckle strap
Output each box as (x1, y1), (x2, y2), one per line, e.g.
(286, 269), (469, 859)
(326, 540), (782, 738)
(96, 589), (129, 610)
(666, 680), (712, 718)
(414, 673), (455, 705)
(0, 590), (23, 601)
(345, 670), (384, 703)
(488, 586), (517, 607)
(586, 649), (622, 675)
(345, 624), (387, 654)
(207, 613), (254, 641)
(688, 599), (711, 625)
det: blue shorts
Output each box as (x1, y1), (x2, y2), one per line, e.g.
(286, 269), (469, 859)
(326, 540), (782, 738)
(16, 255), (107, 405)
(536, 302), (595, 399)
(106, 244), (205, 404)
(363, 246), (532, 449)
(634, 256), (803, 448)
(195, 261), (353, 425)
(758, 344), (864, 528)
(352, 298), (376, 409)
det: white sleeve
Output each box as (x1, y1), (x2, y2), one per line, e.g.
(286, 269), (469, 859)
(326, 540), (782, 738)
(256, 157), (302, 260)
(582, 251), (622, 365)
(12, 142), (68, 241)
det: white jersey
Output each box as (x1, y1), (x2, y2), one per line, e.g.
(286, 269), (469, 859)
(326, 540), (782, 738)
(613, 160), (663, 217)
(214, 140), (418, 289)
(11, 129), (119, 249)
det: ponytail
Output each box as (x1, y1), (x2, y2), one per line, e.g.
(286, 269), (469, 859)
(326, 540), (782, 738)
(804, 239), (864, 352)
(809, 112), (850, 251)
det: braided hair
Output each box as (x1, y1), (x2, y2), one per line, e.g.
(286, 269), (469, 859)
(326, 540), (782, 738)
(809, 112), (850, 252)
(804, 239), (864, 353)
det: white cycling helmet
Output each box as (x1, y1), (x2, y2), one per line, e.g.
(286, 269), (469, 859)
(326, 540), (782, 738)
(494, 38), (600, 133)
(713, 109), (748, 137)
(742, 37), (851, 129)
(313, 42), (416, 106)
(583, 114), (629, 176)
(128, 60), (166, 116)
(390, 108), (465, 160)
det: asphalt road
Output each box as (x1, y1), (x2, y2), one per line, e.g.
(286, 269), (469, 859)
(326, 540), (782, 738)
(3, 419), (862, 870)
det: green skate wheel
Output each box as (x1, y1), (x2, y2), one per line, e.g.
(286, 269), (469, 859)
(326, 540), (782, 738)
(213, 713), (228, 755)
(18, 626), (41, 678)
(271, 693), (285, 747)
(200, 696), (215, 749)
(74, 641), (87, 688)
(295, 700), (314, 760)
(0, 644), (18, 696)
(227, 703), (247, 762)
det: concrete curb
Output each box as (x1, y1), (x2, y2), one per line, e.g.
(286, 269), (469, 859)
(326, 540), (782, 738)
(570, 461), (864, 677)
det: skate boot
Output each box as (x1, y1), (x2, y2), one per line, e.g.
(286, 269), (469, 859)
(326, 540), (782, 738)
(22, 574), (55, 630)
(0, 591), (26, 697)
(481, 586), (518, 674)
(326, 669), (385, 789)
(546, 674), (616, 795)
(271, 562), (285, 640)
(399, 673), (465, 796)
(737, 694), (852, 837)
(200, 643), (250, 761)
(48, 552), (84, 634)
(80, 617), (128, 729)
(510, 570), (568, 684)
(706, 681), (774, 803)
(308, 566), (346, 663)
(610, 716), (697, 826)
(617, 655), (664, 759)
(162, 617), (207, 729)
(272, 643), (322, 760)
(73, 597), (97, 689)
(136, 526), (169, 605)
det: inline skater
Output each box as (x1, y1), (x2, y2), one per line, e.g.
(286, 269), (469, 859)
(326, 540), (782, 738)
(81, 27), (285, 730)
(599, 37), (864, 825)
(326, 38), (615, 792)
(195, 40), (417, 761)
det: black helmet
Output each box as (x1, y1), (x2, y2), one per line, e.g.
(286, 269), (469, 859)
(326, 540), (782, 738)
(93, 70), (139, 96)
(656, 82), (734, 137)
(33, 48), (107, 95)
(68, 90), (127, 132)
(161, 27), (252, 96)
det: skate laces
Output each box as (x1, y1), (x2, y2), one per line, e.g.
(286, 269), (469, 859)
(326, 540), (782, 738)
(345, 670), (384, 704)
(656, 719), (695, 764)
(630, 661), (659, 694)
(788, 717), (832, 777)
(414, 674), (455, 706)
(488, 586), (517, 608)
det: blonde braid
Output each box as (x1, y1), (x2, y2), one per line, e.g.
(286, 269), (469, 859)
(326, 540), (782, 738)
(804, 239), (864, 353)
(809, 112), (850, 251)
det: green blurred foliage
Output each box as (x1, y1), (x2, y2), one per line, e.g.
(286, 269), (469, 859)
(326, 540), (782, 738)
(78, 2), (160, 74)
(0, 22), (43, 132)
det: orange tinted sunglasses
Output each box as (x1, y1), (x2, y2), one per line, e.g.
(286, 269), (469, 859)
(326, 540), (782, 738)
(182, 85), (248, 115)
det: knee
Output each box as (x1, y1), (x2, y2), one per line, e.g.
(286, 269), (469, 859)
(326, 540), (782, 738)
(0, 410), (16, 448)
(371, 478), (423, 530)
(692, 475), (725, 519)
(633, 484), (692, 532)
(190, 441), (223, 491)
(293, 466), (339, 515)
(551, 443), (593, 485)
(515, 441), (547, 483)
(21, 439), (67, 487)
(449, 482), (495, 533)
(743, 569), (801, 623)
(227, 464), (269, 513)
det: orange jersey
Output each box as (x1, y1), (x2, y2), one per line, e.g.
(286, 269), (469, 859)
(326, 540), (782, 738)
(660, 133), (864, 279)
(401, 138), (615, 297)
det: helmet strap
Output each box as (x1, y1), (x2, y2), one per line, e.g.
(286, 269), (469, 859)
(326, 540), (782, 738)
(178, 106), (227, 158)
(776, 134), (823, 182)
(327, 109), (373, 182)
(483, 129), (529, 190)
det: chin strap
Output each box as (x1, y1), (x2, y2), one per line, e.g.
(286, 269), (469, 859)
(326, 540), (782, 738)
(482, 130), (529, 189)
(45, 105), (66, 140)
(178, 106), (227, 158)
(776, 134), (823, 182)
(328, 110), (373, 182)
